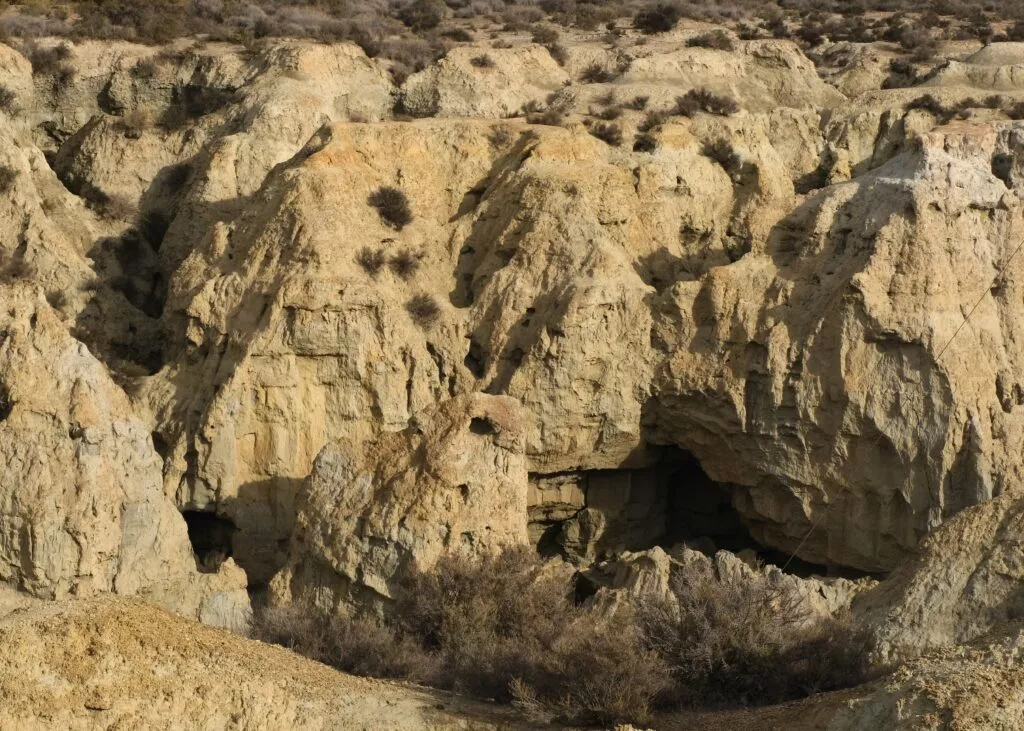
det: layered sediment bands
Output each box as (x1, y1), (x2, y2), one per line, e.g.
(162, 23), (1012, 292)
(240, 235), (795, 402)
(162, 112), (1024, 574)
(5, 34), (1024, 598)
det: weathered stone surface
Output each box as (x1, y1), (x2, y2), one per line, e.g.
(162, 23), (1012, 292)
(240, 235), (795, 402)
(402, 44), (569, 118)
(582, 545), (869, 622)
(853, 491), (1024, 663)
(0, 284), (248, 628)
(268, 393), (529, 614)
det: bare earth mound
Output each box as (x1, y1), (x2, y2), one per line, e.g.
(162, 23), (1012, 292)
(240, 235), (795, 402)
(0, 598), (531, 731)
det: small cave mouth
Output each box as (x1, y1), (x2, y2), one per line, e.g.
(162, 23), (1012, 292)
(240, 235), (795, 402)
(527, 446), (858, 579)
(469, 416), (497, 436)
(182, 510), (237, 574)
(992, 152), (1014, 188)
(0, 381), (11, 422)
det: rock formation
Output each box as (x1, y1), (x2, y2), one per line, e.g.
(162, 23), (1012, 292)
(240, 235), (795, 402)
(269, 393), (529, 613)
(0, 285), (248, 630)
(4, 16), (1024, 726)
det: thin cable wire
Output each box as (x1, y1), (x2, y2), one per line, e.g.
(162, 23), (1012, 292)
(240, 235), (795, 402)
(780, 235), (1024, 572)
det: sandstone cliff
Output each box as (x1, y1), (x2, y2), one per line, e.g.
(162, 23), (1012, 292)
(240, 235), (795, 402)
(4, 20), (1024, 728)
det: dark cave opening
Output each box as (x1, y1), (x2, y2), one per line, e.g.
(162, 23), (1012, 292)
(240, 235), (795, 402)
(0, 380), (11, 422)
(528, 446), (848, 577)
(182, 510), (237, 574)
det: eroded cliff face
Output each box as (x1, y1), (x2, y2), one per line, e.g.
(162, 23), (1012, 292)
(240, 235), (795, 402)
(4, 26), (1024, 615)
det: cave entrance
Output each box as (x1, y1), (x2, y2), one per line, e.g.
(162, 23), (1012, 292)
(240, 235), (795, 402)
(528, 446), (779, 567)
(182, 510), (237, 574)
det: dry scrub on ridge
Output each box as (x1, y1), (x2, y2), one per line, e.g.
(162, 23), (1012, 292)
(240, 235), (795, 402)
(254, 547), (873, 725)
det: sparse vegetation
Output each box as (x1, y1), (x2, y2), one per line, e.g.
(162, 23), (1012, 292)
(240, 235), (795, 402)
(675, 88), (739, 117)
(588, 121), (623, 146)
(687, 30), (735, 51)
(406, 293), (441, 327)
(634, 3), (682, 34)
(356, 247), (387, 275)
(0, 0), (1021, 54)
(579, 63), (617, 84)
(0, 86), (17, 115)
(702, 138), (742, 177)
(633, 132), (657, 152)
(255, 547), (872, 725)
(27, 42), (72, 76)
(626, 95), (649, 111)
(368, 186), (413, 231)
(470, 54), (495, 69)
(389, 249), (422, 279)
(0, 165), (17, 193)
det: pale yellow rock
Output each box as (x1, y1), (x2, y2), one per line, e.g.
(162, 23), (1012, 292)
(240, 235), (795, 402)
(0, 284), (248, 626)
(853, 491), (1024, 663)
(268, 393), (529, 614)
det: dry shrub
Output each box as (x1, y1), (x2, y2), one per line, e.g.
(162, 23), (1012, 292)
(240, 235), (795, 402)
(580, 63), (617, 83)
(406, 293), (441, 327)
(545, 42), (568, 66)
(356, 247), (386, 275)
(592, 104), (622, 121)
(488, 126), (513, 149)
(470, 53), (495, 68)
(702, 138), (742, 177)
(639, 560), (873, 707)
(588, 121), (623, 146)
(1007, 101), (1024, 121)
(634, 3), (681, 34)
(676, 88), (738, 117)
(441, 27), (473, 42)
(368, 186), (413, 230)
(398, 0), (446, 31)
(389, 248), (421, 279)
(906, 93), (952, 122)
(687, 29), (735, 51)
(252, 606), (436, 681)
(626, 95), (649, 111)
(95, 193), (138, 221)
(255, 546), (872, 724)
(0, 86), (17, 114)
(633, 132), (657, 152)
(28, 42), (72, 75)
(132, 57), (158, 79)
(395, 547), (669, 724)
(0, 165), (16, 193)
(117, 108), (151, 139)
(638, 110), (667, 132)
(53, 65), (76, 94)
(531, 26), (560, 44)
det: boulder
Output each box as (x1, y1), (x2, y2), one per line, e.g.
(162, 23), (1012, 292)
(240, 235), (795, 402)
(854, 491), (1024, 663)
(268, 393), (530, 614)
